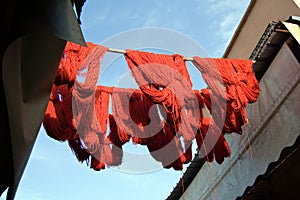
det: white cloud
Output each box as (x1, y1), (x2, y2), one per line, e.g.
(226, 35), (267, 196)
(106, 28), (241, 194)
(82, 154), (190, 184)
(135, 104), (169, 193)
(208, 0), (249, 13)
(82, 7), (110, 30)
(206, 0), (250, 56)
(141, 2), (187, 30)
(142, 10), (159, 27)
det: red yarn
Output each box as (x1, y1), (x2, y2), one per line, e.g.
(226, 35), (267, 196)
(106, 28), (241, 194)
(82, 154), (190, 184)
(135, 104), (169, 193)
(192, 57), (260, 134)
(107, 114), (130, 166)
(124, 50), (199, 161)
(95, 86), (112, 134)
(43, 42), (111, 168)
(195, 117), (230, 164)
(54, 42), (98, 86)
(129, 90), (162, 144)
(111, 87), (137, 138)
(146, 122), (186, 170)
(43, 43), (260, 170)
(108, 114), (131, 147)
(43, 84), (77, 141)
(68, 136), (91, 163)
(194, 89), (231, 164)
(71, 43), (110, 169)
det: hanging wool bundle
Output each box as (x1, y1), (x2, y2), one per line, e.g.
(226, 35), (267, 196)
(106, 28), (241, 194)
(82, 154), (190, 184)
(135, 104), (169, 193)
(129, 89), (162, 145)
(43, 41), (112, 168)
(107, 114), (130, 166)
(192, 57), (260, 134)
(111, 88), (138, 138)
(54, 42), (98, 87)
(94, 86), (113, 135)
(146, 122), (186, 170)
(43, 41), (260, 171)
(71, 43), (111, 170)
(194, 89), (231, 164)
(195, 117), (230, 164)
(124, 50), (199, 154)
(43, 84), (76, 141)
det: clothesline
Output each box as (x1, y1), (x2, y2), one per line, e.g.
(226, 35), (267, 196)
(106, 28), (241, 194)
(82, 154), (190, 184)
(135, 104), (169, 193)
(107, 48), (195, 61)
(107, 47), (256, 63)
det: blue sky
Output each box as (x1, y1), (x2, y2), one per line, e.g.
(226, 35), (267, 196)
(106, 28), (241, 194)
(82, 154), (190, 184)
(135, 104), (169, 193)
(1, 1), (250, 199)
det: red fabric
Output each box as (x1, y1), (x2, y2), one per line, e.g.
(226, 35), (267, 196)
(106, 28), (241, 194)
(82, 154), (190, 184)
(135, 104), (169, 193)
(194, 89), (231, 164)
(43, 42), (111, 168)
(192, 57), (260, 134)
(43, 84), (76, 141)
(71, 43), (111, 170)
(146, 122), (186, 170)
(195, 117), (230, 164)
(43, 43), (260, 170)
(124, 50), (197, 140)
(107, 114), (130, 166)
(54, 42), (98, 86)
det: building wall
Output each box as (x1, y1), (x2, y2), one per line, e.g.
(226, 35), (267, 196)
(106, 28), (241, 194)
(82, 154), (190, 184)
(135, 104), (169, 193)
(181, 41), (300, 200)
(224, 0), (300, 59)
(180, 0), (300, 199)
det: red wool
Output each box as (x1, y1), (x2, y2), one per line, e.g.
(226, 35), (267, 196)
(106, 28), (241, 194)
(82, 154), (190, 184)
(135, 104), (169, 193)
(107, 114), (130, 166)
(43, 42), (260, 171)
(192, 57), (260, 134)
(124, 50), (196, 140)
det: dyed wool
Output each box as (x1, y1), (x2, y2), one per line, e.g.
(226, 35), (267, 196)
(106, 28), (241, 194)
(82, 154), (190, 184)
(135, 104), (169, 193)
(124, 50), (199, 160)
(43, 42), (260, 171)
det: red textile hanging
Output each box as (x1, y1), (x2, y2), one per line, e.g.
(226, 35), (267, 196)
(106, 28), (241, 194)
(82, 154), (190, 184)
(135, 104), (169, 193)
(192, 57), (260, 134)
(43, 41), (113, 169)
(129, 89), (162, 144)
(43, 84), (76, 141)
(54, 42), (98, 86)
(195, 117), (230, 164)
(94, 86), (112, 135)
(111, 86), (188, 170)
(43, 41), (104, 142)
(107, 113), (131, 148)
(146, 122), (186, 170)
(71, 43), (111, 170)
(194, 89), (231, 164)
(43, 42), (260, 171)
(111, 88), (138, 138)
(107, 114), (130, 166)
(124, 50), (199, 145)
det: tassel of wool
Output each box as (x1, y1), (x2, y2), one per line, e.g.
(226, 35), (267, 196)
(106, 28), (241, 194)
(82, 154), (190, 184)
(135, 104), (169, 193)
(107, 114), (132, 166)
(124, 50), (198, 142)
(43, 41), (109, 168)
(71, 44), (109, 170)
(145, 121), (186, 171)
(194, 89), (231, 164)
(129, 90), (162, 145)
(192, 57), (260, 134)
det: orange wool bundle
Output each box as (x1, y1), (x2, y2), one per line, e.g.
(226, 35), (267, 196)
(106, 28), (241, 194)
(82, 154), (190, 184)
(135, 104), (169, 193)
(43, 41), (260, 172)
(124, 50), (197, 140)
(43, 42), (111, 168)
(146, 122), (186, 170)
(124, 50), (199, 165)
(192, 57), (260, 134)
(191, 57), (260, 164)
(193, 89), (231, 164)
